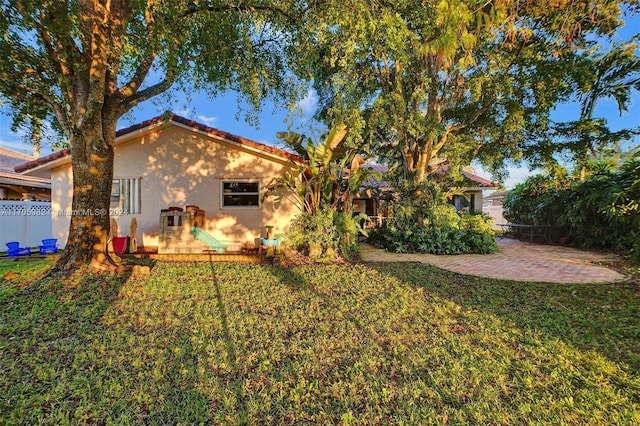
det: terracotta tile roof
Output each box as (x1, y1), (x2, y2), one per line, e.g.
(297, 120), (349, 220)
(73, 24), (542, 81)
(460, 170), (498, 188)
(14, 148), (70, 173)
(15, 113), (303, 173)
(362, 163), (499, 189)
(0, 147), (51, 187)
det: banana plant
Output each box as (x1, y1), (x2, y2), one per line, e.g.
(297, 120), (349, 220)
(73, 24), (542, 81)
(263, 127), (378, 214)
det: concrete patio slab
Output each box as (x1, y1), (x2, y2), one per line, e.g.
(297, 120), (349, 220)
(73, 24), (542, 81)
(360, 238), (626, 284)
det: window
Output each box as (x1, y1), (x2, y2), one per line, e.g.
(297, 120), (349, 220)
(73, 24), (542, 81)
(450, 194), (476, 213)
(221, 181), (260, 207)
(110, 180), (121, 203)
(111, 177), (142, 214)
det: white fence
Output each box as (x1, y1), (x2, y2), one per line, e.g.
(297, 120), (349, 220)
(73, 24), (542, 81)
(0, 200), (53, 250)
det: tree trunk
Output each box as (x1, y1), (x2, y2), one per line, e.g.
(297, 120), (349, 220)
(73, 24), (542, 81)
(412, 140), (434, 185)
(55, 117), (117, 270)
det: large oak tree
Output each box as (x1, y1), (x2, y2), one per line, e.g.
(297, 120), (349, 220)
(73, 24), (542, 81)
(0, 0), (309, 269)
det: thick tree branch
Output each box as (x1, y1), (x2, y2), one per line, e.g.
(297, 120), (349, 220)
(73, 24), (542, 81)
(6, 80), (68, 132)
(117, 52), (158, 101)
(117, 68), (177, 115)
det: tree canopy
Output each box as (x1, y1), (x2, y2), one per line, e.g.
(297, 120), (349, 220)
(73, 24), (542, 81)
(552, 40), (640, 178)
(301, 0), (638, 184)
(1, 0), (638, 269)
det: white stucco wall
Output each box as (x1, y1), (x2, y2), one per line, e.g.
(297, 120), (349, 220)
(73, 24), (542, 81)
(51, 124), (300, 249)
(51, 163), (73, 247)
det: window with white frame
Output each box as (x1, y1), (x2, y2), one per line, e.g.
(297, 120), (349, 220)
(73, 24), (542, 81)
(221, 181), (260, 207)
(110, 180), (121, 204)
(111, 178), (142, 214)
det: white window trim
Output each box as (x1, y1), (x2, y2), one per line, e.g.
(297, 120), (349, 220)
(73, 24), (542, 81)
(111, 179), (121, 204)
(220, 180), (261, 209)
(111, 177), (142, 214)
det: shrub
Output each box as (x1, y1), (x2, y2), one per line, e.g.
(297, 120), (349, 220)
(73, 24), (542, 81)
(502, 174), (571, 227)
(502, 154), (640, 258)
(368, 210), (497, 255)
(285, 208), (367, 260)
(368, 178), (497, 255)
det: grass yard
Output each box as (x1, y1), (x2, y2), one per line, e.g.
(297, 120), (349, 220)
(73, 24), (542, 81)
(1, 258), (639, 424)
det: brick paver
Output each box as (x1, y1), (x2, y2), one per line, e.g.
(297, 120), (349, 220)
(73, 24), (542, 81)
(360, 238), (626, 284)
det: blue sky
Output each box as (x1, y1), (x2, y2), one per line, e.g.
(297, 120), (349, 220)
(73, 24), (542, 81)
(1, 13), (638, 189)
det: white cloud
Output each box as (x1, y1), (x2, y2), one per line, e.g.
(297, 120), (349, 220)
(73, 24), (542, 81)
(196, 114), (218, 126)
(175, 107), (191, 116)
(297, 89), (318, 116)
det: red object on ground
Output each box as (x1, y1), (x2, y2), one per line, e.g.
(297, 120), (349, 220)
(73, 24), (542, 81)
(112, 236), (129, 254)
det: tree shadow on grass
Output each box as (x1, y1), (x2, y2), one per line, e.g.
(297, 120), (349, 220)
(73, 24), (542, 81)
(0, 263), (137, 422)
(366, 261), (640, 372)
(207, 258), (248, 424)
(265, 263), (377, 339)
(253, 263), (408, 421)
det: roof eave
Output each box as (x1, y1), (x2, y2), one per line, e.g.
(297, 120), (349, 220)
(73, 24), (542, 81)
(464, 186), (496, 191)
(16, 113), (305, 174)
(0, 177), (51, 189)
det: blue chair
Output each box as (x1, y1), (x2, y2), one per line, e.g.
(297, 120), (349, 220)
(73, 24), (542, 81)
(6, 242), (31, 257)
(39, 238), (58, 254)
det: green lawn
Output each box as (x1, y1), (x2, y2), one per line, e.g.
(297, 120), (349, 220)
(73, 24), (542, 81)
(1, 258), (638, 424)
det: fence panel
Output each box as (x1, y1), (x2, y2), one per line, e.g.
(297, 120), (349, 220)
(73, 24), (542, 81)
(0, 200), (53, 249)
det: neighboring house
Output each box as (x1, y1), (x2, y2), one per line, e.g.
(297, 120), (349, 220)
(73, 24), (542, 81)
(16, 113), (303, 251)
(436, 165), (498, 213)
(0, 147), (52, 249)
(0, 146), (50, 200)
(351, 163), (390, 220)
(482, 190), (509, 209)
(352, 163), (498, 223)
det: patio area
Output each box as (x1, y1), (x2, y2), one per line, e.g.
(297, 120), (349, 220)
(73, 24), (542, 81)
(360, 238), (626, 284)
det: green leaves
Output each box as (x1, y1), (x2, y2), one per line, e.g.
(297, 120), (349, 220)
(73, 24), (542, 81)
(267, 127), (370, 214)
(1, 0), (309, 142)
(285, 207), (366, 259)
(300, 0), (634, 185)
(551, 40), (640, 175)
(503, 154), (640, 258)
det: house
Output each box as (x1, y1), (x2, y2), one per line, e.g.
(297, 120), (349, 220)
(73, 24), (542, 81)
(351, 163), (499, 223)
(0, 146), (50, 200)
(16, 113), (303, 252)
(439, 166), (499, 213)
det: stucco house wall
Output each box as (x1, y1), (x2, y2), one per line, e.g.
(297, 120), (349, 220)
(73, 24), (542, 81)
(25, 115), (301, 249)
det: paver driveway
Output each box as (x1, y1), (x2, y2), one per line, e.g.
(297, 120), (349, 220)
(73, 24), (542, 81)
(360, 238), (626, 284)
